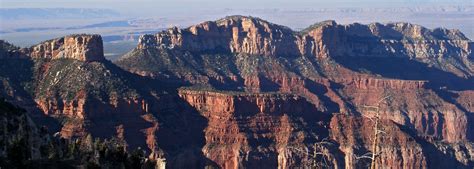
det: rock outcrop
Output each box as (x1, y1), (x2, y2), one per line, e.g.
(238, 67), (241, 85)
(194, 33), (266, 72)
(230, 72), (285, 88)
(140, 16), (300, 57)
(113, 15), (474, 168)
(178, 89), (474, 168)
(2, 16), (474, 168)
(178, 89), (331, 168)
(29, 34), (104, 62)
(302, 21), (473, 58)
(0, 99), (164, 169)
(333, 77), (427, 90)
(330, 114), (474, 168)
(136, 16), (472, 60)
(132, 16), (473, 78)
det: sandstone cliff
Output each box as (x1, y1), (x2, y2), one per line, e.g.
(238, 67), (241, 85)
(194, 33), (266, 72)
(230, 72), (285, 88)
(128, 16), (473, 77)
(139, 16), (299, 57)
(113, 15), (474, 168)
(1, 35), (160, 155)
(29, 34), (104, 62)
(178, 89), (474, 168)
(178, 89), (331, 168)
(134, 16), (472, 60)
(1, 16), (474, 168)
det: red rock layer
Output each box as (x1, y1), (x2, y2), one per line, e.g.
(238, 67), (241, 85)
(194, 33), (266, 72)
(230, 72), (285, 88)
(178, 89), (330, 168)
(2, 18), (474, 168)
(178, 89), (474, 168)
(330, 114), (428, 168)
(339, 79), (469, 143)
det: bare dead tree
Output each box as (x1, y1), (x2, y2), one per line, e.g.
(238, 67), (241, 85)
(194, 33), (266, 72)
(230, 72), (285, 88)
(289, 138), (334, 169)
(358, 95), (391, 169)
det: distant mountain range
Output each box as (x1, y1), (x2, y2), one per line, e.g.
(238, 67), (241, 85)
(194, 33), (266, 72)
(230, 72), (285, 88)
(0, 8), (120, 20)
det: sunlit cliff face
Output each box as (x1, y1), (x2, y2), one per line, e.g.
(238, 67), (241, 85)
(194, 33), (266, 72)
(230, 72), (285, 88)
(1, 15), (473, 168)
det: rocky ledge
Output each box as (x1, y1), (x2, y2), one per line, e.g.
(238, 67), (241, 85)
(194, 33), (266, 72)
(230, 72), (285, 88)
(29, 34), (105, 62)
(136, 15), (472, 60)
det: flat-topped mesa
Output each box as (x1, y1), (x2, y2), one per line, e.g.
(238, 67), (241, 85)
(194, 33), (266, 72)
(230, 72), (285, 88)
(368, 22), (469, 41)
(301, 21), (473, 58)
(137, 16), (472, 60)
(29, 34), (105, 62)
(139, 15), (300, 56)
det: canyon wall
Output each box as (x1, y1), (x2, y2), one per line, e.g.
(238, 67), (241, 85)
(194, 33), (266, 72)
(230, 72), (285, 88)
(137, 16), (472, 61)
(304, 21), (472, 58)
(142, 16), (300, 57)
(29, 34), (104, 62)
(178, 89), (331, 168)
(1, 16), (474, 168)
(178, 89), (474, 168)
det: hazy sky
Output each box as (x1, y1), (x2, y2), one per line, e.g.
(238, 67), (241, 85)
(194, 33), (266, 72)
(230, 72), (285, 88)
(1, 0), (473, 45)
(1, 0), (472, 14)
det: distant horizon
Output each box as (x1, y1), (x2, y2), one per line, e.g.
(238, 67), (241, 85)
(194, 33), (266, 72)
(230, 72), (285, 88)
(1, 1), (472, 46)
(1, 5), (473, 18)
(1, 0), (472, 16)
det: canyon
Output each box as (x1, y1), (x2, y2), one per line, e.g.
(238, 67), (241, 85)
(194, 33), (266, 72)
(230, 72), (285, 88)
(1, 16), (474, 168)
